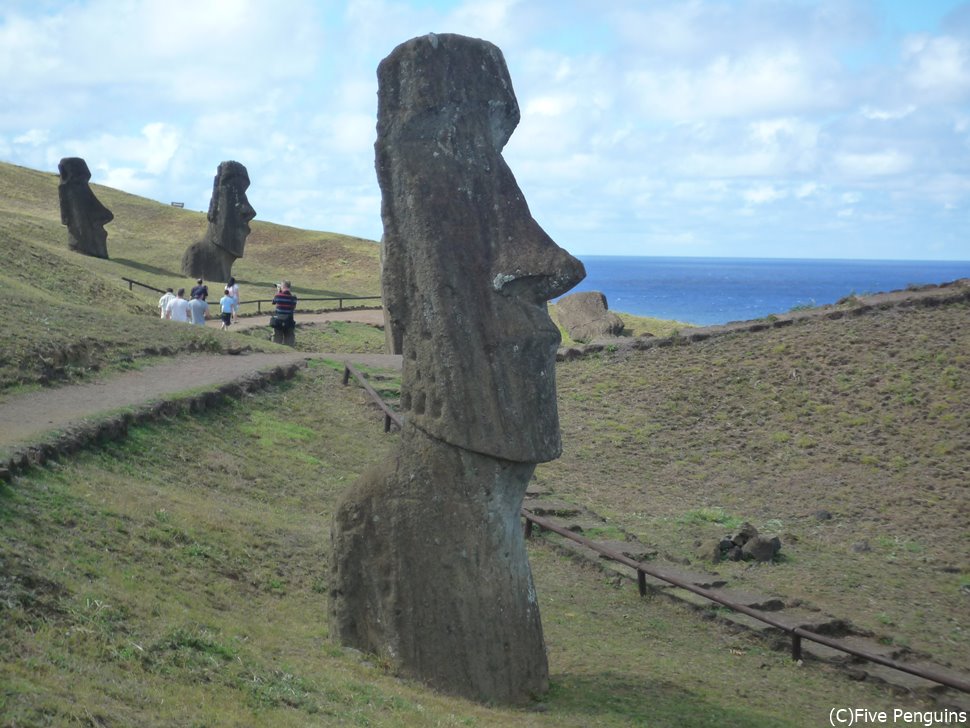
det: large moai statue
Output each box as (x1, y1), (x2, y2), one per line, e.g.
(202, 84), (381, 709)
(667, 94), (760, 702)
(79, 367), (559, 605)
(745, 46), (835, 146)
(330, 33), (585, 704)
(58, 157), (113, 259)
(181, 161), (255, 281)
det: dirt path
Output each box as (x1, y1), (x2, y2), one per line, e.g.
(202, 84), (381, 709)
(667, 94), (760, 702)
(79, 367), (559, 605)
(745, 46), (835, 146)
(0, 349), (401, 451)
(0, 308), (398, 451)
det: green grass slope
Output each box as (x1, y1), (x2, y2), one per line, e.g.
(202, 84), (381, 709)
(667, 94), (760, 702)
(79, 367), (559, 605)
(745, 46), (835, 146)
(2, 159), (966, 723)
(0, 363), (921, 726)
(0, 160), (381, 393)
(540, 300), (970, 669)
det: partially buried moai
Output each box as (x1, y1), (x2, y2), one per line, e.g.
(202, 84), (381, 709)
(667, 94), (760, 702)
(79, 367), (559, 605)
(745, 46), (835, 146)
(58, 157), (113, 259)
(181, 161), (255, 281)
(330, 33), (585, 704)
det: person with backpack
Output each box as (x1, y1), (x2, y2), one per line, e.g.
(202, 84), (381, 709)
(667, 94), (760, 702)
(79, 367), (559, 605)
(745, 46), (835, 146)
(271, 280), (297, 346)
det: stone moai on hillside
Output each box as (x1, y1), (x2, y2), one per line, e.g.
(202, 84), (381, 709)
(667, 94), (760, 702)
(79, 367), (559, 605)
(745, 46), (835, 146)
(330, 33), (586, 704)
(58, 157), (113, 259)
(181, 160), (255, 281)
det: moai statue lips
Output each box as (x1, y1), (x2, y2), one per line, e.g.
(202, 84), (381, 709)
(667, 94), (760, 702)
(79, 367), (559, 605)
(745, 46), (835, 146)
(378, 32), (586, 463)
(58, 157), (113, 259)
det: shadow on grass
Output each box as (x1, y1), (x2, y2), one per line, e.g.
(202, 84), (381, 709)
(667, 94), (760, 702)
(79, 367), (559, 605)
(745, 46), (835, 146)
(0, 479), (17, 522)
(112, 258), (183, 280)
(547, 672), (786, 727)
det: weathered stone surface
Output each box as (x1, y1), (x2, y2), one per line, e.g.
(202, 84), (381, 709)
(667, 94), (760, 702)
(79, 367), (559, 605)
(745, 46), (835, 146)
(332, 427), (548, 703)
(695, 538), (724, 564)
(555, 291), (624, 343)
(58, 157), (113, 259)
(377, 34), (585, 464)
(742, 535), (782, 562)
(181, 161), (255, 281)
(331, 32), (585, 705)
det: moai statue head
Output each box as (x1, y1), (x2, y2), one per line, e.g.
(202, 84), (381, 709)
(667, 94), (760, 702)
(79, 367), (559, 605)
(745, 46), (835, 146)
(376, 33), (586, 463)
(58, 157), (113, 259)
(206, 160), (256, 258)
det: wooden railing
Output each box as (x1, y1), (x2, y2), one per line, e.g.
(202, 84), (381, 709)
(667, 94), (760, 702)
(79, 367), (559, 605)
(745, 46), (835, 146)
(342, 366), (970, 697)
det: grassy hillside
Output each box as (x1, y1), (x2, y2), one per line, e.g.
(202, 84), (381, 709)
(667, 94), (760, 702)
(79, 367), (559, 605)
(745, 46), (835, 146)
(0, 161), (381, 393)
(1, 159), (967, 723)
(540, 299), (970, 669)
(0, 363), (922, 726)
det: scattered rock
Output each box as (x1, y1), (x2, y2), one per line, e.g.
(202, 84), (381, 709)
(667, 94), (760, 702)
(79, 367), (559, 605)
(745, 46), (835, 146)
(700, 525), (783, 563)
(742, 536), (782, 562)
(851, 541), (871, 553)
(732, 522), (759, 547)
(696, 538), (723, 563)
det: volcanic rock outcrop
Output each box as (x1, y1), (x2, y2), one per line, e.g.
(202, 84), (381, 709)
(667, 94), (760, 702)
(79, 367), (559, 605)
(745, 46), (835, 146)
(330, 33), (585, 704)
(181, 161), (255, 281)
(58, 157), (113, 259)
(556, 291), (625, 342)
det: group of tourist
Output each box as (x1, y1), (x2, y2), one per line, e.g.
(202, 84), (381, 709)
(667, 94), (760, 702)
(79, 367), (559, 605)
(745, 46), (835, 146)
(158, 277), (239, 330)
(156, 277), (298, 345)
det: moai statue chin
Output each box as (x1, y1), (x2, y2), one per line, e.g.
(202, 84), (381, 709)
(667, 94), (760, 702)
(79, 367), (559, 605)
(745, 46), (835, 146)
(330, 33), (585, 705)
(58, 157), (113, 259)
(181, 161), (255, 281)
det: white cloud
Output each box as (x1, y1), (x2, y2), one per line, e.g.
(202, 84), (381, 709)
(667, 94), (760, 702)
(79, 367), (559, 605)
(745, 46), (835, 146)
(51, 123), (181, 178)
(13, 129), (48, 146)
(834, 150), (912, 177)
(99, 166), (153, 195)
(744, 184), (786, 204)
(626, 50), (836, 122)
(0, 1), (323, 111)
(1, 0), (968, 261)
(903, 34), (970, 101)
(524, 95), (578, 117)
(860, 105), (917, 120)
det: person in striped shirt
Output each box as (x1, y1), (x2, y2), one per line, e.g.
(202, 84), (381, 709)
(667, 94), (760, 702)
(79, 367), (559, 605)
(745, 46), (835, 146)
(271, 280), (298, 346)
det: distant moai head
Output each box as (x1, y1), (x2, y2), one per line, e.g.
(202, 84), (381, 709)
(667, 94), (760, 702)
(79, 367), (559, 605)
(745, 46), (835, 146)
(377, 33), (586, 463)
(206, 160), (255, 258)
(58, 157), (113, 259)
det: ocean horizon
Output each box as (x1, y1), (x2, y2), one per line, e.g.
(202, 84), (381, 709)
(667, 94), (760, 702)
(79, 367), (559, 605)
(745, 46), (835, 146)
(563, 256), (970, 327)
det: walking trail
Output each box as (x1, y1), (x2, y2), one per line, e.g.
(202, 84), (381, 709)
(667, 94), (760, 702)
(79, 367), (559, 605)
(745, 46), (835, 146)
(0, 309), (400, 451)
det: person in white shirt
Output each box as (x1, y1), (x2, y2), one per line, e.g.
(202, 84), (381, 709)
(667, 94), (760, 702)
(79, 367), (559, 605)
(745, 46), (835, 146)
(226, 276), (240, 322)
(158, 288), (175, 319)
(165, 288), (190, 322)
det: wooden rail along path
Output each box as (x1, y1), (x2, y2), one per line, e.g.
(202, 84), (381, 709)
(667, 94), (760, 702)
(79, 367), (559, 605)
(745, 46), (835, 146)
(122, 276), (381, 312)
(342, 366), (970, 697)
(521, 511), (970, 694)
(342, 364), (402, 433)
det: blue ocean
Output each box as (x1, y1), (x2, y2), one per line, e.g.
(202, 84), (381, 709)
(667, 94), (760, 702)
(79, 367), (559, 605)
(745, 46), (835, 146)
(564, 257), (970, 326)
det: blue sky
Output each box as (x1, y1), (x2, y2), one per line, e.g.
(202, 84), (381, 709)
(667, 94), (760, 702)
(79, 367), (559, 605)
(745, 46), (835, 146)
(1, 0), (968, 260)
